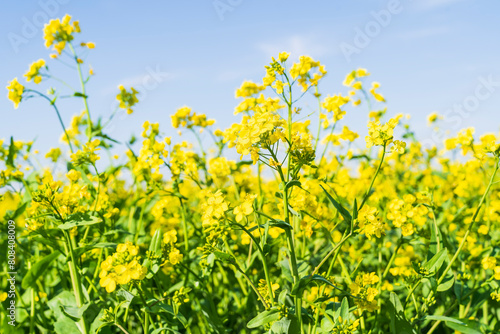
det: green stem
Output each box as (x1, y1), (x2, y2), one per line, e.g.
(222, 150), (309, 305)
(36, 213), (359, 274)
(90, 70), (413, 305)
(63, 230), (88, 334)
(319, 121), (337, 165)
(314, 86), (322, 151)
(26, 89), (74, 153)
(179, 198), (189, 253)
(69, 43), (92, 141)
(232, 263), (268, 309)
(430, 206), (441, 253)
(437, 157), (499, 286)
(359, 144), (386, 211)
(235, 223), (274, 305)
(29, 261), (36, 334)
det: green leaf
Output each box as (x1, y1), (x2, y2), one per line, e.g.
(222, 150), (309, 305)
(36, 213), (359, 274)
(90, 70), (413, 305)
(73, 92), (88, 98)
(151, 328), (181, 334)
(424, 248), (448, 274)
(437, 271), (455, 292)
(5, 202), (28, 221)
(6, 136), (15, 168)
(428, 220), (443, 259)
(278, 289), (287, 305)
(60, 303), (90, 321)
(339, 297), (349, 323)
(388, 292), (415, 334)
(320, 185), (351, 224)
(269, 219), (293, 230)
(116, 289), (136, 304)
(149, 229), (163, 257)
(73, 242), (117, 259)
(152, 301), (188, 327)
(247, 309), (280, 328)
(22, 251), (60, 289)
(213, 251), (236, 264)
(422, 315), (465, 325)
(58, 213), (102, 230)
(291, 275), (336, 296)
(285, 180), (302, 190)
(445, 320), (482, 334)
(53, 317), (80, 334)
(280, 260), (294, 283)
(47, 291), (80, 334)
(271, 316), (299, 333)
(352, 199), (358, 220)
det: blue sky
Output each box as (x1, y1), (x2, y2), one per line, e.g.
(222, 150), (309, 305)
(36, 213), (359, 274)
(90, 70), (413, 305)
(2, 0), (500, 157)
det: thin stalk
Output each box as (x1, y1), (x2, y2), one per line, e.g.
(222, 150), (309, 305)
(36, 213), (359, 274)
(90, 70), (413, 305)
(179, 198), (189, 253)
(69, 43), (92, 140)
(25, 89), (74, 153)
(359, 144), (386, 212)
(63, 230), (89, 334)
(29, 261), (36, 334)
(232, 263), (268, 309)
(437, 157), (499, 286)
(314, 86), (322, 151)
(235, 222), (275, 305)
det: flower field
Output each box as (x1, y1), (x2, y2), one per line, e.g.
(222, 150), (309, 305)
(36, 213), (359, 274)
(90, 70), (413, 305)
(2, 14), (500, 334)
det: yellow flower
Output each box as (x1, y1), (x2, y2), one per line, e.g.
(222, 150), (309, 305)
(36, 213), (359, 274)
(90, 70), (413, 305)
(169, 248), (183, 265)
(343, 68), (370, 86)
(201, 190), (229, 229)
(278, 51), (289, 62)
(235, 81), (264, 98)
(369, 82), (385, 102)
(478, 225), (489, 235)
(6, 78), (24, 109)
(70, 139), (101, 165)
(163, 230), (178, 244)
(116, 85), (139, 114)
(208, 157), (233, 182)
(45, 147), (62, 162)
(392, 140), (406, 154)
(340, 126), (359, 142)
(289, 56), (326, 91)
(66, 169), (81, 183)
(272, 80), (285, 95)
(322, 94), (350, 122)
(482, 256), (496, 270)
(24, 59), (46, 84)
(427, 112), (441, 125)
(171, 106), (214, 129)
(99, 274), (117, 293)
(43, 14), (80, 54)
(233, 194), (257, 222)
(365, 117), (400, 148)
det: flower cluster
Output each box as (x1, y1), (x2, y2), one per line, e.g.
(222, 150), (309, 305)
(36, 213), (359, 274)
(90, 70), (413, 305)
(356, 205), (386, 239)
(171, 106), (215, 129)
(99, 242), (147, 293)
(349, 273), (380, 313)
(365, 116), (403, 149)
(6, 78), (24, 109)
(116, 85), (139, 114)
(387, 194), (430, 236)
(43, 14), (80, 55)
(24, 59), (46, 84)
(70, 139), (101, 165)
